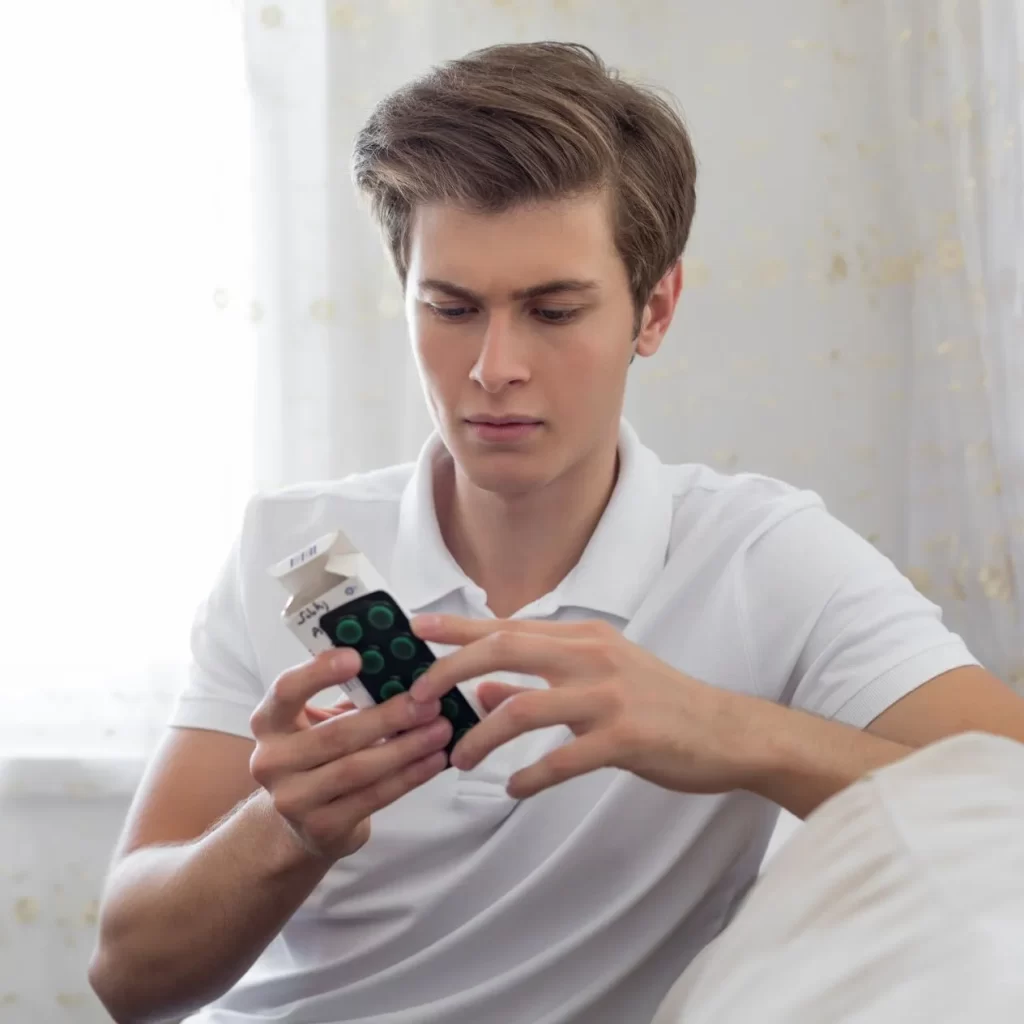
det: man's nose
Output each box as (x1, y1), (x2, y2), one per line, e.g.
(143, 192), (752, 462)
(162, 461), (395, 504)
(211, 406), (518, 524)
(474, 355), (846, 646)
(469, 313), (531, 393)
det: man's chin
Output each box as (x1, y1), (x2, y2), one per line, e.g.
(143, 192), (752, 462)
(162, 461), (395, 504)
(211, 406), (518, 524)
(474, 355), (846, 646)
(451, 446), (554, 497)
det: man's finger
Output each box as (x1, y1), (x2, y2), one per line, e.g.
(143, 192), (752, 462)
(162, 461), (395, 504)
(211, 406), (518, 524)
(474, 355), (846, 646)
(267, 691), (442, 773)
(451, 687), (595, 771)
(475, 681), (528, 714)
(275, 715), (453, 813)
(411, 613), (591, 646)
(506, 733), (613, 799)
(410, 631), (584, 703)
(251, 648), (362, 736)
(303, 699), (357, 726)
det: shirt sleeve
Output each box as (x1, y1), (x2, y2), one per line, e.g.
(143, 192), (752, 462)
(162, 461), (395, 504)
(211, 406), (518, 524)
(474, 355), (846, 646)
(740, 498), (980, 728)
(168, 497), (267, 740)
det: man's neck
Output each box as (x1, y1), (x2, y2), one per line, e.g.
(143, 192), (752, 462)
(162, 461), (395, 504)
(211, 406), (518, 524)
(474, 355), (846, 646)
(435, 440), (620, 619)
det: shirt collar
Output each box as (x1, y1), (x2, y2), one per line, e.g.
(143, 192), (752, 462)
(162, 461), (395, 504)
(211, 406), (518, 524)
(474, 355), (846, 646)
(389, 418), (674, 621)
(389, 432), (471, 613)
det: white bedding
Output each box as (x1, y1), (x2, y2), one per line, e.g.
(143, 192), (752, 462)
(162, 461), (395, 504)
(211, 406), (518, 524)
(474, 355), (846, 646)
(651, 732), (1024, 1023)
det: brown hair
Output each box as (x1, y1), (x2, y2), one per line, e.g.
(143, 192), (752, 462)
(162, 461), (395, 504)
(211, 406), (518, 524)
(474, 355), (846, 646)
(352, 42), (697, 319)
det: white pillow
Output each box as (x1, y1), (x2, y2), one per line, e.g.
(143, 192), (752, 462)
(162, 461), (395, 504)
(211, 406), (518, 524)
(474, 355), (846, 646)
(650, 731), (1024, 1024)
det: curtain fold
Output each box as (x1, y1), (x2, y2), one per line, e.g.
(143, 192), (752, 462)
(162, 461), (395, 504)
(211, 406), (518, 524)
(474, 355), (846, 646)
(882, 0), (1024, 684)
(247, 0), (433, 491)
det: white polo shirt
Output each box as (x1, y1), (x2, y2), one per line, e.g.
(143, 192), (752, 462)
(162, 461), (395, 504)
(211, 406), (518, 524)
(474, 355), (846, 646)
(173, 419), (978, 1024)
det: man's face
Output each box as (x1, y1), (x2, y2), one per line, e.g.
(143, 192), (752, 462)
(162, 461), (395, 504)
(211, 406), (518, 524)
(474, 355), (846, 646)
(405, 191), (673, 496)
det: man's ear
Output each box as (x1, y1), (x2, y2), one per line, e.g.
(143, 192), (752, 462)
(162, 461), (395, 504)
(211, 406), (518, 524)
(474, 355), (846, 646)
(633, 260), (684, 362)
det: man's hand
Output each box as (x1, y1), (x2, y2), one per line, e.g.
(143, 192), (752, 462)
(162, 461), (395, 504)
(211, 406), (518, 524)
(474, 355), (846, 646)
(409, 615), (917, 816)
(408, 615), (765, 800)
(249, 648), (452, 861)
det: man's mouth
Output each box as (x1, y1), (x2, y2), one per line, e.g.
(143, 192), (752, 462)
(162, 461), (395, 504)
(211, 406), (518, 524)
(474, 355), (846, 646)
(466, 416), (542, 425)
(465, 416), (544, 441)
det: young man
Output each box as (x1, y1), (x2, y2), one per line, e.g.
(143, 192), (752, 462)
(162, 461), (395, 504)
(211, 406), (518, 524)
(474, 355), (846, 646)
(90, 42), (1024, 1024)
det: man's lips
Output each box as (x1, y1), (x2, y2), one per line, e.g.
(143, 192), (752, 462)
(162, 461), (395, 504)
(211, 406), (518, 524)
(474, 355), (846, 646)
(465, 418), (543, 441)
(465, 416), (543, 425)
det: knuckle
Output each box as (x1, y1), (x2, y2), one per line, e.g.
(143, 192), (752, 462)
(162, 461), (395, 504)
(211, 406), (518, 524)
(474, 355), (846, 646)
(595, 680), (627, 715)
(271, 787), (300, 821)
(251, 740), (294, 785)
(584, 637), (619, 672)
(248, 704), (268, 735)
(335, 751), (375, 793)
(248, 747), (273, 784)
(610, 717), (643, 755)
(301, 807), (339, 847)
(488, 630), (519, 657)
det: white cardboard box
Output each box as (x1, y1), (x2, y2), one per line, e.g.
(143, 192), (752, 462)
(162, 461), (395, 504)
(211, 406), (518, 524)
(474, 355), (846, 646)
(268, 529), (391, 711)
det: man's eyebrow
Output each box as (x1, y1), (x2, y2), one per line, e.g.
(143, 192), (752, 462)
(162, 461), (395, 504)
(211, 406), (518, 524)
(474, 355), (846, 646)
(512, 279), (599, 301)
(417, 278), (599, 304)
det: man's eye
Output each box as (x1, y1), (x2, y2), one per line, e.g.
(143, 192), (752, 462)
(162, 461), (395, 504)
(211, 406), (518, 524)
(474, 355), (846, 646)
(535, 308), (579, 324)
(429, 305), (474, 321)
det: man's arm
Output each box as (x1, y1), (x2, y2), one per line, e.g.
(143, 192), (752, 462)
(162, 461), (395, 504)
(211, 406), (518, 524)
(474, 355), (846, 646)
(89, 727), (334, 1024)
(695, 665), (1024, 820)
(94, 793), (332, 1022)
(90, 650), (450, 1024)
(864, 665), (1024, 747)
(731, 701), (912, 820)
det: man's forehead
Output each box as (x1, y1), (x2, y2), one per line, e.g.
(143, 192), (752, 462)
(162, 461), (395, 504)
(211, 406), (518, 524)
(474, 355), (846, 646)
(407, 196), (618, 294)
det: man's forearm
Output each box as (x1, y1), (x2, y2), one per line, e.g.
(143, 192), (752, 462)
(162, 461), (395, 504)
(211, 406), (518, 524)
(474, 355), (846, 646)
(90, 788), (332, 1024)
(737, 697), (912, 820)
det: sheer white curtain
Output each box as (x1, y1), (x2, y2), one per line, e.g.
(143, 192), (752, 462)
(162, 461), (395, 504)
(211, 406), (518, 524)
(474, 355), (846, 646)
(246, 0), (433, 490)
(0, 0), (256, 756)
(883, 0), (1024, 686)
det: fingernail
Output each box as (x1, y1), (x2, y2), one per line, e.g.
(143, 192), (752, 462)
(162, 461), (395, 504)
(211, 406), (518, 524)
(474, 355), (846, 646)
(408, 670), (434, 702)
(412, 614), (440, 633)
